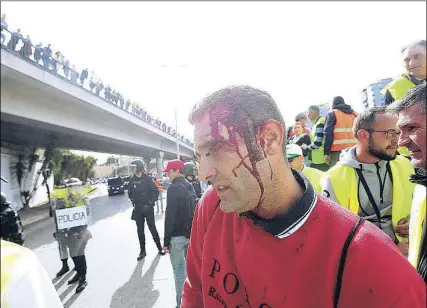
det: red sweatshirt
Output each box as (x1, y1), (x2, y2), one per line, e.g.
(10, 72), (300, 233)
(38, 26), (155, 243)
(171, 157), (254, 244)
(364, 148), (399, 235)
(182, 173), (426, 308)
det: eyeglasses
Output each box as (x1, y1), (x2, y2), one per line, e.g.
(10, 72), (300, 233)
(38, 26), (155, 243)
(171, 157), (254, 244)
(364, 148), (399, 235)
(287, 157), (296, 163)
(367, 129), (401, 140)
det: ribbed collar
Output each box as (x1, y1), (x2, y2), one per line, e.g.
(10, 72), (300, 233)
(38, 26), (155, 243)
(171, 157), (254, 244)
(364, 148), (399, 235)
(239, 169), (317, 239)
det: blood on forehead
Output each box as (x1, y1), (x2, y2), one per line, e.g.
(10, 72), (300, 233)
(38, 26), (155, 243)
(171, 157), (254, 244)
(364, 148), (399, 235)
(207, 102), (232, 141)
(207, 102), (264, 160)
(204, 101), (272, 211)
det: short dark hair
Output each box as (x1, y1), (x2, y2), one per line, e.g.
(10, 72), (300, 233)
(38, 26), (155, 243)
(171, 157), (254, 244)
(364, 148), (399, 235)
(401, 40), (426, 53)
(387, 83), (426, 115)
(308, 105), (320, 113)
(353, 106), (388, 139)
(189, 85), (287, 159)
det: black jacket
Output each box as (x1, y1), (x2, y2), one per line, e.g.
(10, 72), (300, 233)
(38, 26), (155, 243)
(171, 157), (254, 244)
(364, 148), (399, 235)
(288, 134), (311, 157)
(164, 176), (196, 247)
(1, 202), (25, 245)
(324, 104), (356, 155)
(186, 176), (202, 198)
(128, 174), (159, 206)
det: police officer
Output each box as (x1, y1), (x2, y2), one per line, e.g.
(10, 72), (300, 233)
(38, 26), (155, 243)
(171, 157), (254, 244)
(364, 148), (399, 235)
(182, 162), (202, 198)
(51, 187), (91, 293)
(128, 159), (165, 261)
(0, 176), (25, 246)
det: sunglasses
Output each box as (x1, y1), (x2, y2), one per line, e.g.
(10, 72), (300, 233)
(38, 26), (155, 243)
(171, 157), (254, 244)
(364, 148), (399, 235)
(287, 156), (297, 163)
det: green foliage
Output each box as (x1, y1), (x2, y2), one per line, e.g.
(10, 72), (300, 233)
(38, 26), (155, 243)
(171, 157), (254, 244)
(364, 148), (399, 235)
(10, 143), (97, 208)
(53, 150), (97, 185)
(11, 146), (54, 208)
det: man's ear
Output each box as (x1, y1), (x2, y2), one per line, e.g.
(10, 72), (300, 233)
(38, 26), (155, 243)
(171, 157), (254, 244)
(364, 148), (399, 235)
(356, 129), (368, 142)
(257, 120), (284, 156)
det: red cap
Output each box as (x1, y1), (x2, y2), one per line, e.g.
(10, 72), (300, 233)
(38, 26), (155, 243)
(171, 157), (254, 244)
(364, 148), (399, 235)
(162, 159), (185, 173)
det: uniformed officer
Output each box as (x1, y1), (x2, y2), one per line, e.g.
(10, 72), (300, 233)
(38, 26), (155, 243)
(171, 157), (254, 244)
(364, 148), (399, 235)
(182, 162), (202, 198)
(51, 187), (92, 293)
(128, 159), (165, 261)
(0, 176), (25, 246)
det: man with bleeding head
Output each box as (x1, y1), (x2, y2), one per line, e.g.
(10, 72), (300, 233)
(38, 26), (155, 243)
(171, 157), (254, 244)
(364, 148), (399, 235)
(181, 86), (425, 308)
(322, 106), (416, 255)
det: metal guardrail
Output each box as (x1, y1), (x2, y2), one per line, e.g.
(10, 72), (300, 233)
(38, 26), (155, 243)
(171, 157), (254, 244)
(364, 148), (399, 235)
(0, 27), (194, 148)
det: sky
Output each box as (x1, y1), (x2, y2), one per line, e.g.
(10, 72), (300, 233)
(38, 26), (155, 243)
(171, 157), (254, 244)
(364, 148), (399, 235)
(2, 1), (426, 164)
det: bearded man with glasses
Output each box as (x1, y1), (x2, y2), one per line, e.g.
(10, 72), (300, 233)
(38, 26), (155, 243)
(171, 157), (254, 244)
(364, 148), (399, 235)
(322, 106), (416, 256)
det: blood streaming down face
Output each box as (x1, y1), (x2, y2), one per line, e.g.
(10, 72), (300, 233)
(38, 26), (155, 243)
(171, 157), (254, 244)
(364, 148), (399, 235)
(195, 100), (275, 214)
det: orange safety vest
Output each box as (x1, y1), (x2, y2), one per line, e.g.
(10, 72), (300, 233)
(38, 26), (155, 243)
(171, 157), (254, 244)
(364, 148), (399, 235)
(330, 109), (358, 152)
(155, 179), (164, 192)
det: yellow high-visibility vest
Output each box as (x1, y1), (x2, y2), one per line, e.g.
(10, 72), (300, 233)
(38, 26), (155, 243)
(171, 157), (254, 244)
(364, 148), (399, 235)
(381, 75), (417, 101)
(408, 185), (426, 268)
(310, 116), (326, 164)
(325, 155), (415, 242)
(302, 166), (324, 193)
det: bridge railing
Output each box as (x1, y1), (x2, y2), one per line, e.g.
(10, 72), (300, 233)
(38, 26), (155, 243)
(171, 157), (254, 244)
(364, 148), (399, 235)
(0, 28), (194, 148)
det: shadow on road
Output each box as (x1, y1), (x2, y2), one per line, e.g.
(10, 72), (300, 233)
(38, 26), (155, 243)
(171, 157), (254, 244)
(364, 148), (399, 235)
(59, 284), (77, 302)
(109, 255), (161, 308)
(53, 270), (75, 290)
(63, 291), (83, 308)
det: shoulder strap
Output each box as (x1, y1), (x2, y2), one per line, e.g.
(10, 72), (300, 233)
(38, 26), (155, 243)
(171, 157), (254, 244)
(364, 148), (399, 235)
(354, 168), (382, 227)
(334, 217), (364, 308)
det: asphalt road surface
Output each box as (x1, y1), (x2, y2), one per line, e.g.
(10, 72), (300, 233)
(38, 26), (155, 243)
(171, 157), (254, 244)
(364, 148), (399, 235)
(24, 184), (177, 308)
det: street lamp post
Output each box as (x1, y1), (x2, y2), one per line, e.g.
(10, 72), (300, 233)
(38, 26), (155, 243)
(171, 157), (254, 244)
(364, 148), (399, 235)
(175, 103), (180, 160)
(161, 64), (187, 160)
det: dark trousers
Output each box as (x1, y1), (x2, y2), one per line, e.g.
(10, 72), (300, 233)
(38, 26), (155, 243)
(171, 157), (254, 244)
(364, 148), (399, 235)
(72, 255), (87, 276)
(135, 206), (162, 252)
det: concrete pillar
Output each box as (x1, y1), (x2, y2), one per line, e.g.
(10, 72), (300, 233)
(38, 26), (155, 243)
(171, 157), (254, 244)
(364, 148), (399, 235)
(155, 151), (165, 210)
(155, 151), (164, 179)
(143, 156), (151, 173)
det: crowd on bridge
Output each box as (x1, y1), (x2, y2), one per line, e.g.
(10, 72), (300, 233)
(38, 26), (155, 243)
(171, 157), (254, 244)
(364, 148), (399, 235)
(0, 14), (194, 147)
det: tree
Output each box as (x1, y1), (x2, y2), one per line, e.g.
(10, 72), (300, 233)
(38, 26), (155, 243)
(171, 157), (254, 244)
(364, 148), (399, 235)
(11, 145), (55, 209)
(54, 151), (97, 185)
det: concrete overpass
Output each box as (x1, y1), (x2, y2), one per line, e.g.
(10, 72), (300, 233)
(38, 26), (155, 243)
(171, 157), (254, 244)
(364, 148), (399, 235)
(0, 47), (194, 163)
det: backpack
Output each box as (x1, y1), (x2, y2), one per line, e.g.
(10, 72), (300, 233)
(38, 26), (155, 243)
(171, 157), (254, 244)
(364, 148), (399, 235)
(176, 182), (199, 235)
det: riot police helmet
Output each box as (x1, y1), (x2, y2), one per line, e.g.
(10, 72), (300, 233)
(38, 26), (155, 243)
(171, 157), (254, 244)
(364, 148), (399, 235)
(1, 192), (9, 205)
(130, 159), (146, 174)
(183, 162), (196, 177)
